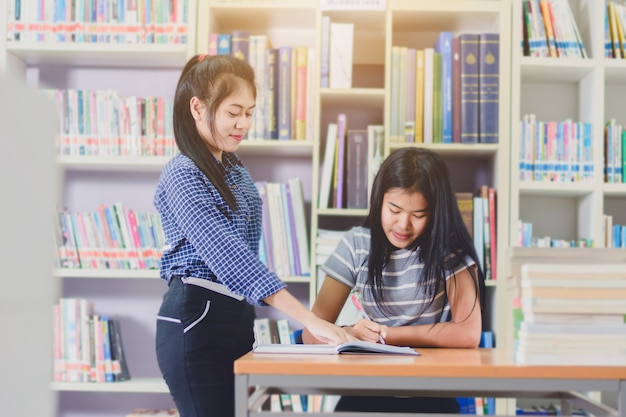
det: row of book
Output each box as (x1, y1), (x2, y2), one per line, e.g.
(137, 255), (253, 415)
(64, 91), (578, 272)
(207, 31), (314, 141)
(388, 32), (500, 145)
(516, 220), (594, 248)
(605, 118), (625, 183)
(519, 114), (594, 183)
(256, 178), (311, 278)
(513, 263), (626, 366)
(606, 1), (626, 59)
(318, 117), (384, 210)
(603, 214), (626, 248)
(41, 89), (177, 158)
(53, 297), (130, 383)
(521, 0), (587, 58)
(6, 0), (188, 44)
(456, 186), (497, 281)
(55, 203), (165, 270)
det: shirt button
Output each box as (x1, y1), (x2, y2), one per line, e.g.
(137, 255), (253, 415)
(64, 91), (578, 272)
(246, 216), (250, 221)
(231, 184), (238, 190)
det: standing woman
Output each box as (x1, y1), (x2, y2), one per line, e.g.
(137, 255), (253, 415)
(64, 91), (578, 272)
(154, 54), (352, 417)
(303, 147), (486, 414)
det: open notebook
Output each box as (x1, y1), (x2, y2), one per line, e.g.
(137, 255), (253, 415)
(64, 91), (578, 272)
(253, 340), (419, 356)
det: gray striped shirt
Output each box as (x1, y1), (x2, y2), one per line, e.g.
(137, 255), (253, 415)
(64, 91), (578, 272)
(322, 227), (474, 326)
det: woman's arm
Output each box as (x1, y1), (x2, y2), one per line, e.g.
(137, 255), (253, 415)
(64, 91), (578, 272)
(264, 287), (354, 345)
(384, 266), (482, 348)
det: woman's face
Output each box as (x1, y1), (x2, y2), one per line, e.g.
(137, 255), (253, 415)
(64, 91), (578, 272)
(380, 188), (429, 249)
(191, 83), (255, 161)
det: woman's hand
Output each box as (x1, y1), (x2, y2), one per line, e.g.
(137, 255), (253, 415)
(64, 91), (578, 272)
(345, 318), (388, 343)
(305, 316), (357, 345)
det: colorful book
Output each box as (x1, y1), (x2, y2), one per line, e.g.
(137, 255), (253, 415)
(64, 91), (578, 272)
(478, 33), (500, 144)
(217, 33), (231, 55)
(455, 192), (474, 239)
(459, 33), (480, 144)
(367, 125), (384, 205)
(405, 48), (416, 143)
(295, 46), (308, 140)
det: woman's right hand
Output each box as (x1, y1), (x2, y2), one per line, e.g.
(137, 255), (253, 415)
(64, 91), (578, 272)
(305, 316), (356, 345)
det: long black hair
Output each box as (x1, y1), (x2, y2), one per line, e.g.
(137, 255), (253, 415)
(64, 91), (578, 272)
(172, 54), (256, 211)
(364, 147), (485, 322)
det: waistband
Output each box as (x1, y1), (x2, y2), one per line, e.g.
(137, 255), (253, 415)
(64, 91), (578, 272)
(179, 276), (244, 301)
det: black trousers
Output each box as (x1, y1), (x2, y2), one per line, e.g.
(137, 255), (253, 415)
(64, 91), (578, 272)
(156, 277), (256, 417)
(335, 395), (460, 414)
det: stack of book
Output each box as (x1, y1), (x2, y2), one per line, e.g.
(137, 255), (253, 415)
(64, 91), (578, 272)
(514, 263), (626, 366)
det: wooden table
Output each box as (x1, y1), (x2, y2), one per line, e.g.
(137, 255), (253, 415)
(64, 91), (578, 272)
(234, 348), (626, 416)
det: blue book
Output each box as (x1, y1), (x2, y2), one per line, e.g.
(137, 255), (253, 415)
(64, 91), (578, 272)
(434, 32), (453, 143)
(478, 33), (500, 144)
(459, 34), (479, 144)
(217, 33), (231, 55)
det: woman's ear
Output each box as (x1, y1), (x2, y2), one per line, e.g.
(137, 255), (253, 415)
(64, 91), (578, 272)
(189, 96), (205, 122)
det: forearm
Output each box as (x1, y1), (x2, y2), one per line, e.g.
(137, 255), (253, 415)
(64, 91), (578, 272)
(386, 320), (481, 348)
(263, 288), (317, 329)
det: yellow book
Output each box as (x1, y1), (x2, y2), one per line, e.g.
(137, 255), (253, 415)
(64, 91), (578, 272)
(414, 49), (425, 143)
(294, 46), (308, 140)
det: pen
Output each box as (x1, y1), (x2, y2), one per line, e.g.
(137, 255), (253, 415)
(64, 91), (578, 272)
(350, 292), (386, 345)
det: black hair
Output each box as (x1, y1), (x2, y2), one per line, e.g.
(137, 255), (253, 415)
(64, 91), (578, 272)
(172, 54), (256, 211)
(363, 147), (486, 323)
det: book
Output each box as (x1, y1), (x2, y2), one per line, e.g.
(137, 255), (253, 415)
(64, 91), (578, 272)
(422, 47), (435, 144)
(254, 340), (420, 356)
(231, 30), (250, 61)
(318, 122), (338, 209)
(455, 192), (474, 239)
(451, 36), (462, 143)
(404, 48), (416, 143)
(320, 15), (331, 88)
(294, 46), (308, 140)
(108, 318), (131, 382)
(346, 129), (368, 209)
(333, 113), (348, 208)
(434, 31), (453, 143)
(278, 46), (292, 140)
(414, 49), (425, 143)
(264, 48), (279, 139)
(478, 33), (500, 144)
(367, 124), (384, 205)
(459, 33), (480, 144)
(432, 52), (443, 143)
(329, 22), (354, 88)
(287, 178), (311, 276)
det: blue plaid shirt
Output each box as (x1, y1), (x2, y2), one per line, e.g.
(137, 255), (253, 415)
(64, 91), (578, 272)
(154, 153), (286, 306)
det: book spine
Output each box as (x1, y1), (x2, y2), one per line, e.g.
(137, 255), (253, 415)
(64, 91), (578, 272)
(451, 37), (461, 143)
(318, 123), (338, 209)
(230, 30), (249, 61)
(478, 33), (500, 144)
(414, 49), (425, 143)
(334, 113), (348, 208)
(294, 46), (308, 141)
(404, 48), (416, 143)
(265, 48), (279, 139)
(320, 15), (331, 88)
(346, 130), (368, 209)
(278, 46), (292, 140)
(217, 33), (231, 55)
(432, 52), (443, 143)
(435, 32), (453, 143)
(459, 34), (480, 144)
(422, 48), (434, 144)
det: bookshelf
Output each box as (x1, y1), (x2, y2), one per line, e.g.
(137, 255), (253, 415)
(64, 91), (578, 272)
(510, 0), (626, 252)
